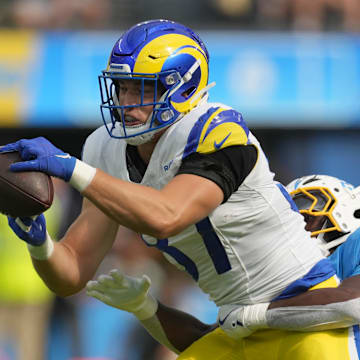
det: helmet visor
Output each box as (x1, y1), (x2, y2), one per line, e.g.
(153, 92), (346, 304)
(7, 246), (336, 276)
(290, 187), (340, 236)
(292, 190), (328, 212)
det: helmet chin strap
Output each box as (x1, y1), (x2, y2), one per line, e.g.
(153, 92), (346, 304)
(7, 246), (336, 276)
(190, 81), (216, 106)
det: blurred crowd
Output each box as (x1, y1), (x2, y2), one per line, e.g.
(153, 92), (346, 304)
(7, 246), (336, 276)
(0, 0), (359, 32)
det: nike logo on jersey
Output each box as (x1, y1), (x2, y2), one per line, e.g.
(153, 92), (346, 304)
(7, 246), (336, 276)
(218, 308), (237, 326)
(214, 132), (232, 150)
(55, 154), (71, 159)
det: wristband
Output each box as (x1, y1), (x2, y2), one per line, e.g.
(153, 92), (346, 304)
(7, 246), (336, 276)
(27, 231), (54, 260)
(134, 294), (159, 321)
(69, 159), (97, 193)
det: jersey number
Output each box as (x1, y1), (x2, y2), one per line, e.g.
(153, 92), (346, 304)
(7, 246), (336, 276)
(142, 217), (232, 281)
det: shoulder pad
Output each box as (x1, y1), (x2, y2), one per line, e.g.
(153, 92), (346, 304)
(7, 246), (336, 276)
(183, 107), (250, 157)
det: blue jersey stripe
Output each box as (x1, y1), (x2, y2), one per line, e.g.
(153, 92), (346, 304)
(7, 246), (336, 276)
(196, 217), (232, 275)
(273, 258), (336, 301)
(183, 107), (219, 158)
(277, 182), (299, 212)
(141, 236), (199, 281)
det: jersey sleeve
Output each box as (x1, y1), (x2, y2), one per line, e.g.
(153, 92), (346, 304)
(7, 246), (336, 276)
(177, 107), (257, 202)
(177, 145), (257, 203)
(328, 228), (360, 281)
(183, 107), (251, 157)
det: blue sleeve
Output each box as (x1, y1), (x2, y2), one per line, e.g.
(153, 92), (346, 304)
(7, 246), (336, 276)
(328, 228), (360, 281)
(183, 107), (250, 158)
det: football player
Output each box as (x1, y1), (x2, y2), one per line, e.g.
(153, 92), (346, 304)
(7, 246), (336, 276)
(0, 20), (359, 359)
(87, 175), (360, 359)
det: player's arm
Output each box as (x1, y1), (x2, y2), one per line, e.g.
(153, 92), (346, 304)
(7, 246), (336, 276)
(0, 137), (224, 238)
(84, 169), (223, 238)
(0, 137), (254, 239)
(0, 135), (253, 291)
(266, 275), (360, 329)
(268, 275), (360, 308)
(255, 233), (360, 332)
(219, 275), (360, 339)
(86, 269), (216, 353)
(260, 242), (360, 332)
(262, 276), (360, 332)
(83, 141), (257, 238)
(219, 232), (360, 338)
(156, 303), (217, 352)
(12, 199), (119, 297)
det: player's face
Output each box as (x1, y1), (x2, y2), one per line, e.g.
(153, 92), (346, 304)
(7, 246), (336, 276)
(115, 79), (160, 126)
(303, 214), (327, 236)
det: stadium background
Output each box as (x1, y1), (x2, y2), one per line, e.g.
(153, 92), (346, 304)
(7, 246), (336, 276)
(0, 0), (359, 359)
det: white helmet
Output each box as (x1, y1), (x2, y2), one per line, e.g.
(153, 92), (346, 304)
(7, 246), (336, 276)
(286, 175), (360, 251)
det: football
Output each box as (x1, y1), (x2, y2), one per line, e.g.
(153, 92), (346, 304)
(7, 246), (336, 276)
(0, 151), (54, 217)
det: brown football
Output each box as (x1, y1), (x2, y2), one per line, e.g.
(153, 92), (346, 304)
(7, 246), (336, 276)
(0, 151), (54, 217)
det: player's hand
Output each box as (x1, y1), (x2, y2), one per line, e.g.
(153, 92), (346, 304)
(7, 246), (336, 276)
(218, 305), (255, 339)
(0, 137), (76, 181)
(8, 215), (47, 246)
(86, 269), (158, 320)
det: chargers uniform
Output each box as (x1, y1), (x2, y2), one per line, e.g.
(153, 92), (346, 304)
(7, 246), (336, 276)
(82, 101), (328, 307)
(329, 228), (360, 281)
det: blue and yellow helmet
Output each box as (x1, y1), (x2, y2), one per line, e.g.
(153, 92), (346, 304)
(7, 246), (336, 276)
(99, 19), (210, 145)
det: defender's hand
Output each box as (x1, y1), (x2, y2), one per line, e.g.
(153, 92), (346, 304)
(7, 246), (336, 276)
(86, 269), (158, 320)
(0, 137), (76, 181)
(8, 215), (47, 246)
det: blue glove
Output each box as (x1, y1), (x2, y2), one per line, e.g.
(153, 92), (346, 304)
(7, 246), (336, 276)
(0, 137), (76, 181)
(8, 215), (47, 246)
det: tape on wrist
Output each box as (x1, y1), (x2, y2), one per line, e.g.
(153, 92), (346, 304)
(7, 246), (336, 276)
(27, 231), (54, 260)
(243, 302), (270, 329)
(134, 294), (159, 321)
(69, 159), (97, 193)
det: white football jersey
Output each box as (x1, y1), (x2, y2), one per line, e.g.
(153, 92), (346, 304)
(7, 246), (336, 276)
(83, 101), (325, 306)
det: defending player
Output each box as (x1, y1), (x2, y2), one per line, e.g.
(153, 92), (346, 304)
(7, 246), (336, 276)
(0, 20), (359, 359)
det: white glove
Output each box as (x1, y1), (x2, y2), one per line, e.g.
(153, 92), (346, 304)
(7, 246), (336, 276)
(218, 303), (269, 340)
(86, 269), (158, 320)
